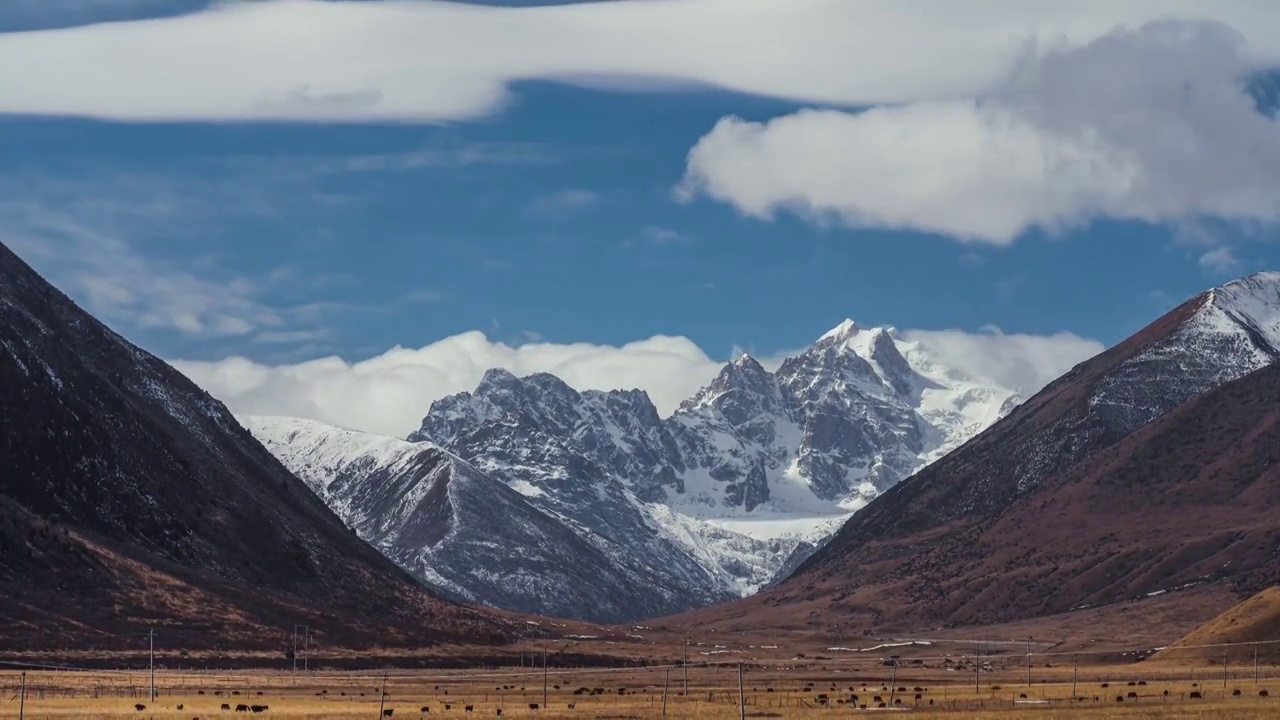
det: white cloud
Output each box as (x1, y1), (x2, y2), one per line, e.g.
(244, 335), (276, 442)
(1198, 246), (1242, 273)
(525, 188), (599, 218)
(897, 327), (1104, 393)
(173, 332), (726, 437)
(0, 1), (1276, 122)
(0, 202), (285, 339)
(640, 225), (688, 246)
(317, 142), (556, 173)
(679, 21), (1280, 243)
(174, 325), (1102, 438)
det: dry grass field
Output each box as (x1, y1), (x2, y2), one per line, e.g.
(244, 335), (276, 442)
(6, 650), (1280, 719)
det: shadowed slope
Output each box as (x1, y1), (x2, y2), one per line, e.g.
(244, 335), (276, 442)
(0, 241), (512, 652)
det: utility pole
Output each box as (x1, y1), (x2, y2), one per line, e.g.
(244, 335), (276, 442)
(303, 626), (310, 672)
(1026, 636), (1032, 687)
(682, 636), (688, 696)
(18, 671), (25, 720)
(1072, 655), (1078, 698)
(148, 628), (156, 702)
(542, 648), (548, 708)
(888, 662), (898, 706)
(1224, 651), (1229, 689)
(974, 643), (980, 694)
(1255, 644), (1260, 685)
(378, 672), (387, 719)
(661, 666), (670, 718)
(292, 624), (309, 672)
(737, 663), (745, 720)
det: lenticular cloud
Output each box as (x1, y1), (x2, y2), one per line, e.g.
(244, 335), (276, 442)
(0, 0), (1276, 122)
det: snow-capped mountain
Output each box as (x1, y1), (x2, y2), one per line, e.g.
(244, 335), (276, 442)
(247, 319), (1022, 621)
(385, 320), (1021, 617)
(663, 322), (1023, 516)
(415, 321), (1021, 515)
(244, 416), (742, 622)
(779, 272), (1280, 628)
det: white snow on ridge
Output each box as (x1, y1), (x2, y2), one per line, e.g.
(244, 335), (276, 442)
(244, 415), (433, 494)
(1202, 271), (1280, 360)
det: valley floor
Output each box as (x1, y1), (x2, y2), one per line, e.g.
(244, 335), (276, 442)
(5, 584), (1273, 717)
(5, 662), (1279, 718)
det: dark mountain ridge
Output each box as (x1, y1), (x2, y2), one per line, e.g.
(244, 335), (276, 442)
(0, 241), (511, 651)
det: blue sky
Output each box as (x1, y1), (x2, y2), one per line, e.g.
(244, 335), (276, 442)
(2, 0), (1278, 435)
(1, 93), (1230, 360)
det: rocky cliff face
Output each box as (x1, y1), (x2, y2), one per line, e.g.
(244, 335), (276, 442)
(360, 320), (1018, 620)
(246, 416), (729, 623)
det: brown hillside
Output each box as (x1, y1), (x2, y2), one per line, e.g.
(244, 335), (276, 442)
(1155, 587), (1280, 663)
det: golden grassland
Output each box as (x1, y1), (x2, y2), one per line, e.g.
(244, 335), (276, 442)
(5, 657), (1280, 719)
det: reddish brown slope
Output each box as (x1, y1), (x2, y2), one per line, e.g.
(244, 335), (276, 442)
(762, 357), (1280, 632)
(1154, 587), (1280, 662)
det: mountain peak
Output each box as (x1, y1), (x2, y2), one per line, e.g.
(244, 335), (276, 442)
(679, 350), (779, 417)
(731, 352), (766, 373)
(818, 318), (859, 343)
(1207, 270), (1280, 313)
(1189, 270), (1280, 362)
(478, 367), (520, 387)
